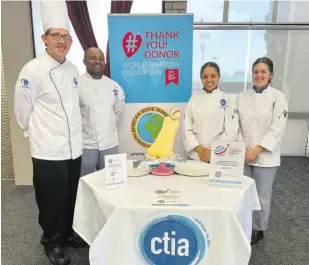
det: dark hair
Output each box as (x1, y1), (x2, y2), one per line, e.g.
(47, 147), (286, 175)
(252, 57), (274, 84)
(84, 47), (104, 60)
(200, 62), (220, 78)
(43, 30), (50, 47)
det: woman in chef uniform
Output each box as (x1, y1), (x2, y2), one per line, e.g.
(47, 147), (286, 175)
(237, 57), (288, 245)
(183, 62), (239, 162)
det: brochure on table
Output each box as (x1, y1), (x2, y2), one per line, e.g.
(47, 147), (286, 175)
(151, 189), (189, 206)
(105, 153), (128, 188)
(209, 141), (246, 187)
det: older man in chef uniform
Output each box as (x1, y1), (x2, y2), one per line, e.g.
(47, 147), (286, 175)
(14, 1), (86, 264)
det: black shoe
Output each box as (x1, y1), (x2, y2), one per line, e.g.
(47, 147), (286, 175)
(44, 246), (70, 265)
(67, 234), (89, 248)
(251, 230), (264, 245)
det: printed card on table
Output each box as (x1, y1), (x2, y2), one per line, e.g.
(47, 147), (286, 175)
(105, 153), (127, 188)
(209, 141), (246, 187)
(151, 189), (189, 206)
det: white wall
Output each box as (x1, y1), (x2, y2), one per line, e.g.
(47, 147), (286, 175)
(2, 1), (34, 185)
(281, 119), (309, 156)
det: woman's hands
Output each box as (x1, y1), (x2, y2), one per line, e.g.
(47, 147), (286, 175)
(245, 146), (264, 163)
(194, 146), (211, 162)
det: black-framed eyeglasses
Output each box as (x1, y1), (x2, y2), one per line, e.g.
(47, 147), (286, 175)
(47, 33), (72, 42)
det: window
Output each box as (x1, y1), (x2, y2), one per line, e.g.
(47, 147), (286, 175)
(187, 0), (309, 23)
(228, 0), (272, 22)
(277, 1), (309, 22)
(193, 29), (252, 94)
(193, 27), (309, 110)
(263, 30), (309, 113)
(187, 0), (224, 22)
(187, 0), (273, 23)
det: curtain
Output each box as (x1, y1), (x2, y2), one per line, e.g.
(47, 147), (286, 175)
(104, 1), (133, 77)
(66, 0), (98, 50)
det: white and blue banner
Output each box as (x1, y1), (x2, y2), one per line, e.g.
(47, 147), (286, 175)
(107, 14), (193, 158)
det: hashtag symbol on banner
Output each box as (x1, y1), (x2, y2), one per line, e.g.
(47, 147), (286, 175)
(125, 35), (138, 53)
(122, 32), (142, 58)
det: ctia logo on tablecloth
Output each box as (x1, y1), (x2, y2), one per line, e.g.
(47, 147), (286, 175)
(214, 144), (229, 156)
(137, 215), (210, 265)
(131, 106), (169, 148)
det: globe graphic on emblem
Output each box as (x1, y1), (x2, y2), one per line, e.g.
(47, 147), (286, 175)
(136, 112), (164, 145)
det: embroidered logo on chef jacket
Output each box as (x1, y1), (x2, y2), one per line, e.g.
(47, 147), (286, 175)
(283, 110), (287, 118)
(21, 79), (30, 89)
(279, 110), (288, 119)
(220, 99), (226, 108)
(73, 78), (78, 88)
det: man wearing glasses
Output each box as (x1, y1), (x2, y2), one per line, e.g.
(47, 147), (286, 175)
(14, 1), (86, 265)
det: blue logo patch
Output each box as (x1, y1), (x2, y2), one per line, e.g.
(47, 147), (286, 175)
(21, 79), (30, 88)
(138, 215), (209, 265)
(220, 99), (226, 107)
(113, 89), (118, 96)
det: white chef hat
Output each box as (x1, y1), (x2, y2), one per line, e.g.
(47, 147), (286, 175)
(41, 0), (70, 32)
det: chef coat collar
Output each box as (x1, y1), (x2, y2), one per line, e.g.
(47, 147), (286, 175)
(203, 86), (219, 94)
(44, 50), (66, 66)
(253, 84), (269, 94)
(85, 72), (105, 81)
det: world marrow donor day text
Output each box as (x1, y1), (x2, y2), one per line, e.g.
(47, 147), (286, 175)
(123, 31), (181, 76)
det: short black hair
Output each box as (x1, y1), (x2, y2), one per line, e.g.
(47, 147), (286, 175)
(200, 62), (220, 78)
(252, 57), (274, 83)
(84, 47), (103, 60)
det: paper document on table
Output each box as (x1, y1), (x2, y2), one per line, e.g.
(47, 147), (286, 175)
(209, 141), (246, 187)
(151, 189), (189, 206)
(105, 153), (127, 188)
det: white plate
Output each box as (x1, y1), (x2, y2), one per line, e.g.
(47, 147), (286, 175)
(127, 161), (151, 177)
(174, 160), (212, 177)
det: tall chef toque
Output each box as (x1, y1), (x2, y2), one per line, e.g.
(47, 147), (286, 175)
(41, 0), (70, 32)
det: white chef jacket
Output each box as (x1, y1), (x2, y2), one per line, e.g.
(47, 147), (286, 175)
(237, 86), (288, 167)
(79, 73), (125, 151)
(183, 89), (239, 160)
(14, 52), (83, 160)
